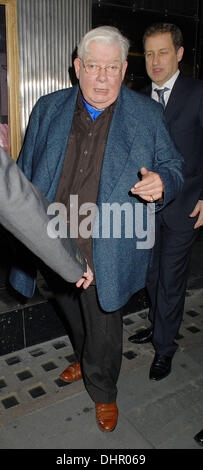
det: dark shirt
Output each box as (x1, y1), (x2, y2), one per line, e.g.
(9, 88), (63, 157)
(55, 91), (116, 278)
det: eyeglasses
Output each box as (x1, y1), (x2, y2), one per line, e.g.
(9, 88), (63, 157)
(81, 60), (121, 77)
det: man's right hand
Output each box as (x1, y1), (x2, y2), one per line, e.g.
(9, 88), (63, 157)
(76, 263), (93, 289)
(130, 167), (164, 202)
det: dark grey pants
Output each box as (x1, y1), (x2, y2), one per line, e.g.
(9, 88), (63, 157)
(39, 262), (123, 403)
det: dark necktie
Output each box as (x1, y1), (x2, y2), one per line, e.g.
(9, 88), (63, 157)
(154, 87), (169, 108)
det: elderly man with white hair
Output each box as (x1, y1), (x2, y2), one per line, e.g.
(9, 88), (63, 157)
(10, 26), (184, 432)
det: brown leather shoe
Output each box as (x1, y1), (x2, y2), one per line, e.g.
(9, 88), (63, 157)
(96, 402), (118, 432)
(60, 361), (82, 383)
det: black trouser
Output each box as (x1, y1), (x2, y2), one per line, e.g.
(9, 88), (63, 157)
(146, 212), (198, 357)
(38, 262), (123, 403)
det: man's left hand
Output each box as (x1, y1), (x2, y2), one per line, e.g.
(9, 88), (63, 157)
(76, 263), (93, 289)
(189, 200), (203, 229)
(130, 167), (164, 202)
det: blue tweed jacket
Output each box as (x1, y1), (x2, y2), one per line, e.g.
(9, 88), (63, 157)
(10, 85), (184, 311)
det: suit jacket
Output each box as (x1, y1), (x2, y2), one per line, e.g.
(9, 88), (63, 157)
(143, 74), (203, 228)
(0, 147), (86, 282)
(9, 85), (184, 311)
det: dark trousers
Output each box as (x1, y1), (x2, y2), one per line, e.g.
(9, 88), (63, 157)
(38, 262), (123, 403)
(146, 211), (198, 357)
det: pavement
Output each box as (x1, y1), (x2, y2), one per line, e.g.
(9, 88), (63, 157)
(0, 231), (202, 456)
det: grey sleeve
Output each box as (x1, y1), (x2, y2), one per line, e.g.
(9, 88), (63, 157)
(0, 147), (86, 282)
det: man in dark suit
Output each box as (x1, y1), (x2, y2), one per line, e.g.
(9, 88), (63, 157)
(129, 23), (203, 380)
(9, 26), (184, 431)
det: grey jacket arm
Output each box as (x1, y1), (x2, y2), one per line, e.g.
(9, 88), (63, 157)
(0, 147), (86, 282)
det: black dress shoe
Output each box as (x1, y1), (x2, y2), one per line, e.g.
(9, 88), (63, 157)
(149, 354), (172, 381)
(128, 327), (153, 344)
(194, 429), (203, 446)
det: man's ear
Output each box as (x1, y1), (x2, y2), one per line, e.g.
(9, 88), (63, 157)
(74, 57), (81, 79)
(122, 60), (128, 80)
(177, 46), (184, 63)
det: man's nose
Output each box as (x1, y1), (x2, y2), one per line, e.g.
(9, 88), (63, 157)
(152, 53), (160, 65)
(96, 67), (107, 81)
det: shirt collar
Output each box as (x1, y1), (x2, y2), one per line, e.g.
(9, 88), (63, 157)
(81, 96), (104, 121)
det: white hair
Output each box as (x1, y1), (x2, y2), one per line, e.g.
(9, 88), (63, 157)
(77, 26), (130, 64)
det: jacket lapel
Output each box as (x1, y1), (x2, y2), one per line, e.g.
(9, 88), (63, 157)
(97, 86), (139, 204)
(46, 86), (79, 199)
(164, 74), (186, 123)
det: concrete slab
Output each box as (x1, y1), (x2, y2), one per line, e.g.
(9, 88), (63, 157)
(0, 392), (152, 449)
(0, 289), (202, 450)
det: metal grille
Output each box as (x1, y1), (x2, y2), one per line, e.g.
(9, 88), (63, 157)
(17, 0), (92, 138)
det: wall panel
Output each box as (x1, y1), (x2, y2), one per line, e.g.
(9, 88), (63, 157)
(17, 0), (91, 137)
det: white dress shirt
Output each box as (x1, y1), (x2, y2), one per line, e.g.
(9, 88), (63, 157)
(151, 69), (180, 106)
